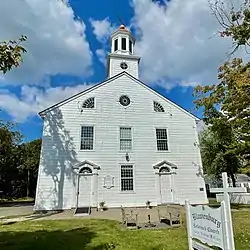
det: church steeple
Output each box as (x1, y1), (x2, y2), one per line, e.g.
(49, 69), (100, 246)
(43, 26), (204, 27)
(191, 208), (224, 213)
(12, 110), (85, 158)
(110, 25), (135, 55)
(107, 25), (140, 79)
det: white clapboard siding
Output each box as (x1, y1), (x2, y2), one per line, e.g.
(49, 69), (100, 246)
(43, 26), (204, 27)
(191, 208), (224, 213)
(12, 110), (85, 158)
(109, 56), (139, 79)
(34, 73), (207, 210)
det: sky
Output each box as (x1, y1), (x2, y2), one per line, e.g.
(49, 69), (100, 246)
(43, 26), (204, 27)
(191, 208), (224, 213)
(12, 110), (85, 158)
(0, 0), (245, 141)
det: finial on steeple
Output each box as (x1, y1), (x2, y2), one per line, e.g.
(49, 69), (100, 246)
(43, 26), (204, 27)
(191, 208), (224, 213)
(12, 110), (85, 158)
(119, 24), (126, 30)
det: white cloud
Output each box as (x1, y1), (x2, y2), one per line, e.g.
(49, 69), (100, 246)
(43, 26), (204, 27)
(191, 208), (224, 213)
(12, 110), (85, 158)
(131, 0), (247, 89)
(96, 49), (107, 65)
(90, 18), (115, 43)
(0, 0), (92, 86)
(0, 84), (94, 121)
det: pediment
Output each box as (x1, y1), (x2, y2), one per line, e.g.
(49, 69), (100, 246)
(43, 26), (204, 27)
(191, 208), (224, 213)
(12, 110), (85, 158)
(153, 160), (177, 170)
(73, 160), (100, 170)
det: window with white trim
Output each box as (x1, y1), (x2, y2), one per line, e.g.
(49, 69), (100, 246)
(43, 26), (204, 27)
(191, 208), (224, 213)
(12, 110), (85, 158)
(121, 165), (133, 191)
(120, 127), (132, 150)
(156, 128), (168, 151)
(80, 126), (94, 150)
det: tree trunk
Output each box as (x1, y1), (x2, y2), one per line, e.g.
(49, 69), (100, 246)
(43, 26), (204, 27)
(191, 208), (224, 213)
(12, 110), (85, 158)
(229, 172), (236, 187)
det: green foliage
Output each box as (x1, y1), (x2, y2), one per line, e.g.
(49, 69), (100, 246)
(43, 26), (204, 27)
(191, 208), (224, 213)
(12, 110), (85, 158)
(0, 121), (41, 198)
(199, 125), (241, 186)
(209, 0), (250, 53)
(0, 35), (27, 74)
(194, 1), (250, 176)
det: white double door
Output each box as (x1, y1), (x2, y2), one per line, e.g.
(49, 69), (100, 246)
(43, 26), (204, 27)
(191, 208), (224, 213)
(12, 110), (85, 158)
(78, 174), (92, 207)
(160, 174), (173, 204)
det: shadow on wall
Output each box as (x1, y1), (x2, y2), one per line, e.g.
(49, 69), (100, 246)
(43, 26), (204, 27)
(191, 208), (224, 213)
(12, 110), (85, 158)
(0, 228), (115, 250)
(36, 108), (79, 210)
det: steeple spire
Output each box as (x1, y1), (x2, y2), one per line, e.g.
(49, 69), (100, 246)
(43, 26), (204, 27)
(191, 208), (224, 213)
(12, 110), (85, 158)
(106, 24), (140, 79)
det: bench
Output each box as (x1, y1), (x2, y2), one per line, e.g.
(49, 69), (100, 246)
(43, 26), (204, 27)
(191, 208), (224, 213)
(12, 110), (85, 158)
(121, 206), (138, 229)
(157, 205), (182, 227)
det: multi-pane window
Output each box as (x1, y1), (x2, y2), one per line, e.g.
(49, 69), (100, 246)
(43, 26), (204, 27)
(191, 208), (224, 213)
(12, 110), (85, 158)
(81, 126), (94, 150)
(122, 38), (126, 50)
(129, 40), (132, 53)
(120, 127), (132, 150)
(121, 165), (133, 191)
(156, 128), (168, 151)
(114, 39), (118, 51)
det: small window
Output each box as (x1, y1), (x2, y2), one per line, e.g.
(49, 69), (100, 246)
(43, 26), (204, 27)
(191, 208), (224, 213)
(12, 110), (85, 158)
(82, 97), (95, 109)
(121, 165), (133, 191)
(114, 39), (118, 51)
(154, 101), (165, 112)
(129, 40), (132, 53)
(122, 38), (126, 50)
(156, 128), (168, 151)
(81, 126), (94, 150)
(199, 188), (204, 191)
(79, 167), (92, 174)
(159, 166), (170, 173)
(120, 127), (132, 150)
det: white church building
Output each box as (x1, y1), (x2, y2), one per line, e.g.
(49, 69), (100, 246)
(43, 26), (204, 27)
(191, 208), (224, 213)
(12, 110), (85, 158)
(34, 25), (208, 211)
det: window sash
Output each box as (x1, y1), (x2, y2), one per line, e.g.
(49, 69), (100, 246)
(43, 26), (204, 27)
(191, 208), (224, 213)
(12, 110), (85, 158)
(120, 127), (132, 150)
(121, 165), (133, 191)
(81, 126), (94, 150)
(156, 128), (168, 151)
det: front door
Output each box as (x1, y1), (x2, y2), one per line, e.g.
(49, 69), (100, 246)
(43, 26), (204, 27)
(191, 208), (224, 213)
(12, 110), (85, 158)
(160, 174), (173, 204)
(78, 175), (92, 207)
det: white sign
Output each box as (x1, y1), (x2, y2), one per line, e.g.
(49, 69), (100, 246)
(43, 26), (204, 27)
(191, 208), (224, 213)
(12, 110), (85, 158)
(189, 204), (223, 249)
(186, 172), (238, 250)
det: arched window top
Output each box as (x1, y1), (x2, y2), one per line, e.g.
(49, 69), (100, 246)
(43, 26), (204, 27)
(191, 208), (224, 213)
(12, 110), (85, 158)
(82, 97), (95, 109)
(154, 101), (165, 112)
(79, 167), (92, 174)
(159, 166), (170, 173)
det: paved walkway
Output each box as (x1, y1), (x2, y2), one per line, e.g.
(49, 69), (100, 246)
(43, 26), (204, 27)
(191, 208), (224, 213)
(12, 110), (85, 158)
(0, 205), (34, 218)
(0, 205), (183, 225)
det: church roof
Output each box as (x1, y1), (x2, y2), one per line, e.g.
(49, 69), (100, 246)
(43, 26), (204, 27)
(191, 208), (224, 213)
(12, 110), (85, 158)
(39, 71), (200, 121)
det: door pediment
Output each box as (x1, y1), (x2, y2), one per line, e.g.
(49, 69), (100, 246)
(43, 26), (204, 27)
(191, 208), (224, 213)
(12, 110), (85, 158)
(73, 160), (100, 174)
(153, 160), (177, 174)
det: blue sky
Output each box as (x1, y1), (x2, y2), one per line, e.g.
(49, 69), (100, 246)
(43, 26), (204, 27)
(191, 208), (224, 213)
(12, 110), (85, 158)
(0, 0), (240, 141)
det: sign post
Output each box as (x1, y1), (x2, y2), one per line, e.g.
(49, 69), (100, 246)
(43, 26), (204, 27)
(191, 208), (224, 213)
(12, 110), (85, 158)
(186, 172), (247, 250)
(210, 172), (247, 250)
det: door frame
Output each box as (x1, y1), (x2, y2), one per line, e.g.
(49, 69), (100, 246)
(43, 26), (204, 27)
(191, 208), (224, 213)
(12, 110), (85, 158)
(72, 160), (100, 209)
(77, 173), (93, 208)
(159, 172), (174, 204)
(153, 160), (178, 205)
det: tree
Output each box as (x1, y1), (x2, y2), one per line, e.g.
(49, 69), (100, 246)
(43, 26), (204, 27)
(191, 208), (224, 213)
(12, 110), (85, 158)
(0, 121), (23, 197)
(0, 120), (41, 198)
(19, 139), (42, 197)
(200, 122), (241, 186)
(194, 1), (250, 175)
(0, 35), (27, 74)
(209, 0), (250, 54)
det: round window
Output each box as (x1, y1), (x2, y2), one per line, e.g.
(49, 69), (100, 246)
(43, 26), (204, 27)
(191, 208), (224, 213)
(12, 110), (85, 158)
(119, 95), (130, 106)
(120, 62), (128, 70)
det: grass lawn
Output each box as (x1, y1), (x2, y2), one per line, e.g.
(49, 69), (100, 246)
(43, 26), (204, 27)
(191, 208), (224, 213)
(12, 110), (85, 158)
(0, 211), (249, 250)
